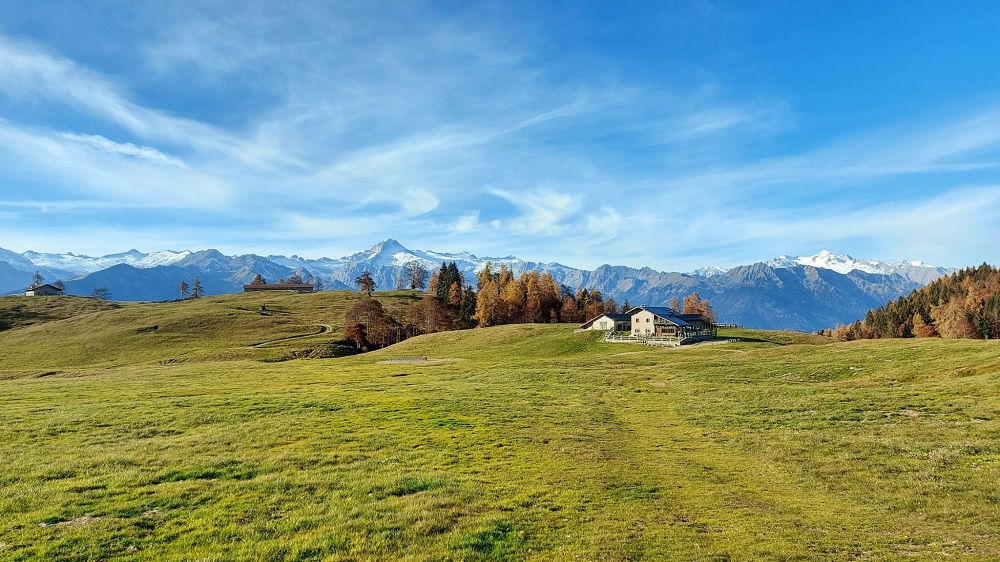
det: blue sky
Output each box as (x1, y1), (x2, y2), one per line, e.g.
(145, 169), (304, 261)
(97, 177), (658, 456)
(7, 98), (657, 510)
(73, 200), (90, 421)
(1, 1), (999, 271)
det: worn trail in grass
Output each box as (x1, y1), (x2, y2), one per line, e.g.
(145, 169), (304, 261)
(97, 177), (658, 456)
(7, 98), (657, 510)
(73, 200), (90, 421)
(1, 300), (999, 560)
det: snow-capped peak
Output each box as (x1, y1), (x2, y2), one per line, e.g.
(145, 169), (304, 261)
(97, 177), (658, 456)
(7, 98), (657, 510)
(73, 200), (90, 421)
(20, 249), (191, 275)
(367, 238), (406, 259)
(767, 250), (952, 282)
(689, 266), (728, 277)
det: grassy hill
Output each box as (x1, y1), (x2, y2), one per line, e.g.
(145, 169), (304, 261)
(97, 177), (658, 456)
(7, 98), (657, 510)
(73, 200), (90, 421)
(0, 295), (121, 331)
(0, 291), (423, 374)
(1, 294), (999, 560)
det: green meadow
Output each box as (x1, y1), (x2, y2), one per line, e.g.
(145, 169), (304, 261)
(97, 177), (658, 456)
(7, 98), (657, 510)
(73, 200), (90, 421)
(1, 293), (999, 560)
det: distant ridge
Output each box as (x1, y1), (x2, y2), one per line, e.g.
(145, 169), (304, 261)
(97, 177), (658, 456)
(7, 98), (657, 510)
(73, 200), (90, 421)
(0, 240), (956, 331)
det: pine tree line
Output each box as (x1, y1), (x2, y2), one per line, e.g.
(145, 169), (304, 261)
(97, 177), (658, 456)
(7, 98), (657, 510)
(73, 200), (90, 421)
(825, 263), (1000, 340)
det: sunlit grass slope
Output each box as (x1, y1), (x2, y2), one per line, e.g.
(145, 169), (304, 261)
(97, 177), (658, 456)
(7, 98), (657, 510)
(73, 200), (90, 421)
(0, 291), (421, 374)
(1, 314), (1000, 560)
(0, 296), (120, 331)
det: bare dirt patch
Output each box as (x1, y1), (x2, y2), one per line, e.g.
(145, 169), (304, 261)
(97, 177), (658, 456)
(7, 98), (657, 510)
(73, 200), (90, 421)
(39, 515), (102, 528)
(678, 339), (734, 348)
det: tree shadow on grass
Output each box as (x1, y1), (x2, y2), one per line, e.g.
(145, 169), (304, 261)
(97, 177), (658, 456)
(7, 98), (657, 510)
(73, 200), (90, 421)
(726, 336), (788, 346)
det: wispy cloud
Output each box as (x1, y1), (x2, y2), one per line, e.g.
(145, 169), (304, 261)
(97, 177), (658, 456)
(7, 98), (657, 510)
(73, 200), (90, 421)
(1, 2), (999, 270)
(57, 133), (186, 167)
(665, 104), (1000, 196)
(650, 185), (1000, 268)
(0, 34), (286, 166)
(141, 19), (270, 78)
(488, 188), (583, 235)
(0, 121), (232, 207)
(449, 211), (482, 233)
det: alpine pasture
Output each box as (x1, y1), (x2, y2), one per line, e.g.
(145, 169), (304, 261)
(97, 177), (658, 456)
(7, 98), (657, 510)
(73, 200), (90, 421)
(1, 292), (999, 560)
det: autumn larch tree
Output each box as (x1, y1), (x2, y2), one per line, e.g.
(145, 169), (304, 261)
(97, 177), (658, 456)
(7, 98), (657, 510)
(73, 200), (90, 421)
(836, 264), (1000, 340)
(404, 296), (453, 335)
(344, 297), (400, 347)
(345, 323), (368, 350)
(476, 262), (497, 291)
(473, 277), (501, 328)
(682, 291), (716, 324)
(604, 297), (618, 315)
(428, 270), (440, 295)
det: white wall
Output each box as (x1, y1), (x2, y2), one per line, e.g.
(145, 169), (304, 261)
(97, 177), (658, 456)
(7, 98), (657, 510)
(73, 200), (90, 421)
(632, 310), (655, 335)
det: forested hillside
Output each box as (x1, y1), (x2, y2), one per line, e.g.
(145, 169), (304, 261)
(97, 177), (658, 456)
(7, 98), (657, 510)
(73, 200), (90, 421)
(828, 263), (1000, 340)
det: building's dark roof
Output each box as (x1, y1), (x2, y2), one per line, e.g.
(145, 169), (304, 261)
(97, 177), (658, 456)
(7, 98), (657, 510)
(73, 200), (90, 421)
(243, 283), (314, 291)
(642, 306), (681, 319)
(678, 314), (708, 323)
(627, 306), (694, 327)
(25, 283), (63, 292)
(579, 313), (633, 329)
(623, 306), (679, 316)
(604, 314), (631, 321)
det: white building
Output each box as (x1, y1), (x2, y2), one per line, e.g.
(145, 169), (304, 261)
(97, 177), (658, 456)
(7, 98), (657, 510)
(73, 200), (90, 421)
(24, 283), (64, 297)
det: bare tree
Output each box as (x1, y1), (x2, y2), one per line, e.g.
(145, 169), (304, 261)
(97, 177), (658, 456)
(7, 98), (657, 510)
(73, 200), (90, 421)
(92, 287), (110, 301)
(31, 270), (44, 288)
(192, 276), (204, 298)
(405, 261), (429, 291)
(179, 279), (189, 299)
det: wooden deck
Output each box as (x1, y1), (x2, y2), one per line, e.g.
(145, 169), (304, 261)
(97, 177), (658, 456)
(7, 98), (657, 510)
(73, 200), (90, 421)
(603, 330), (716, 347)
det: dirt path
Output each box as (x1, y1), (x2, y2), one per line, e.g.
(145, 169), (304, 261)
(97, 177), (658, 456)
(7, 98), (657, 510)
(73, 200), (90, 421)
(244, 324), (332, 348)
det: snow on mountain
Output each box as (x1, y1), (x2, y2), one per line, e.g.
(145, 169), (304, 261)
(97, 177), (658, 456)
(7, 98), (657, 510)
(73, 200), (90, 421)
(766, 250), (953, 283)
(313, 239), (580, 291)
(21, 249), (191, 275)
(689, 266), (729, 277)
(0, 247), (38, 273)
(262, 239), (579, 292)
(0, 240), (962, 330)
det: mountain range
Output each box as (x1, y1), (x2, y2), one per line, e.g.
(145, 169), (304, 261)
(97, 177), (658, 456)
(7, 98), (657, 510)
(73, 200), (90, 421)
(0, 240), (956, 331)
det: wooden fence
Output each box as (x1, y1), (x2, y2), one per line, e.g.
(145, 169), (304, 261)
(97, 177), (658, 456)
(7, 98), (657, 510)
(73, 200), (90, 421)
(604, 326), (720, 345)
